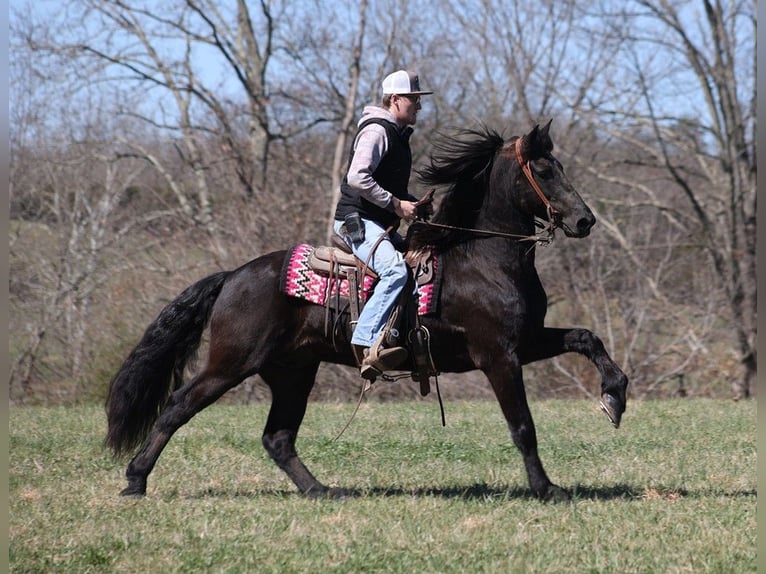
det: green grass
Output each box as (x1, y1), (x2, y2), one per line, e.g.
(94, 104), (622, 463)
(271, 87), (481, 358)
(10, 399), (756, 573)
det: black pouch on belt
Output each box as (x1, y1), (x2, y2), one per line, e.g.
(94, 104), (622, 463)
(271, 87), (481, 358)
(343, 212), (365, 243)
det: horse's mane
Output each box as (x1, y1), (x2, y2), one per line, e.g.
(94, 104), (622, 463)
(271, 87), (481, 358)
(409, 126), (506, 252)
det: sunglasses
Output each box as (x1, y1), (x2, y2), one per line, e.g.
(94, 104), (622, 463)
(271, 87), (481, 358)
(399, 94), (421, 104)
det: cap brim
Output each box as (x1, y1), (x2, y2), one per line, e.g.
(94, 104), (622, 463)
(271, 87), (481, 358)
(393, 90), (433, 96)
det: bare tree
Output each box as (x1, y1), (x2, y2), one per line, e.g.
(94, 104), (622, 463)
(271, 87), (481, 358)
(17, 0), (292, 258)
(580, 0), (756, 398)
(9, 140), (183, 401)
(325, 0), (368, 243)
(9, 0), (754, 403)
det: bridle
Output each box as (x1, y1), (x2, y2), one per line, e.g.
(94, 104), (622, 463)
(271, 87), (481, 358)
(411, 136), (561, 246)
(513, 137), (561, 227)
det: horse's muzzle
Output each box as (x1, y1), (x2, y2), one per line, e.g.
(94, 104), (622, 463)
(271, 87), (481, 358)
(563, 212), (596, 238)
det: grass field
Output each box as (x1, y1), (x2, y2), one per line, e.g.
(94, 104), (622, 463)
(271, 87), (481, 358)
(10, 398), (756, 573)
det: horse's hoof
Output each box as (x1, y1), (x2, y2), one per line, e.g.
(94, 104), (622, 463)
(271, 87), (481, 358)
(119, 485), (146, 497)
(600, 393), (623, 429)
(304, 485), (354, 500)
(304, 485), (331, 499)
(327, 487), (354, 499)
(543, 485), (571, 503)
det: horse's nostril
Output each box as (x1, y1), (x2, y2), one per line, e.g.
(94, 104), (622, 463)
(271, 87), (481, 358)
(577, 216), (595, 233)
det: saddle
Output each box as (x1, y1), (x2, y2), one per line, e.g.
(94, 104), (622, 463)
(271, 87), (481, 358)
(309, 235), (435, 287)
(307, 235), (439, 395)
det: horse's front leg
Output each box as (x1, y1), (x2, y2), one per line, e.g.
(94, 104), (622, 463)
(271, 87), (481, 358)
(484, 355), (570, 502)
(520, 327), (629, 428)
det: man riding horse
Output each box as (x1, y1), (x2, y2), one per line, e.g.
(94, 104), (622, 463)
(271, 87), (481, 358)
(332, 69), (434, 380)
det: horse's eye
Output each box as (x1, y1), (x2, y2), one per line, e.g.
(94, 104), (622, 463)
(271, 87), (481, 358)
(532, 163), (554, 180)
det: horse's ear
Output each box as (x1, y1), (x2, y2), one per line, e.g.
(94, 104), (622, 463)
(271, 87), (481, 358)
(540, 119), (552, 138)
(539, 119), (553, 152)
(520, 124), (541, 160)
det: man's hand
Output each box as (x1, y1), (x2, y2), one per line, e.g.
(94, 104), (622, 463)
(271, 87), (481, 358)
(393, 198), (418, 222)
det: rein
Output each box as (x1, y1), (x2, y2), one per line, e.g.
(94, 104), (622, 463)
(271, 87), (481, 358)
(411, 218), (557, 246)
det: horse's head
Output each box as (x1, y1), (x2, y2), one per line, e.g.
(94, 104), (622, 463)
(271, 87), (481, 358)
(509, 121), (596, 238)
(411, 121), (596, 252)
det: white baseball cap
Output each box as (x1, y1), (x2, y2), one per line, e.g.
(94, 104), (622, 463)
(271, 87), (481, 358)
(381, 70), (434, 96)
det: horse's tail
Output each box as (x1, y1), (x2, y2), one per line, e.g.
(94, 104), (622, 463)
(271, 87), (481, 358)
(105, 270), (231, 459)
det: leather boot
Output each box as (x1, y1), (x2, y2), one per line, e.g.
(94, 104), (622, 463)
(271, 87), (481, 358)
(359, 345), (408, 381)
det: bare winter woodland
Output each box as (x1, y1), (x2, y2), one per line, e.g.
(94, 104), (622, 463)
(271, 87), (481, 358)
(9, 0), (756, 404)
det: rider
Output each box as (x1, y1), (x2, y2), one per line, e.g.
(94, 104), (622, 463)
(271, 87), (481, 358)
(333, 69), (433, 380)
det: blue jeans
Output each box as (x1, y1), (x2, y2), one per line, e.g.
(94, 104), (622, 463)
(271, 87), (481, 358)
(333, 219), (409, 347)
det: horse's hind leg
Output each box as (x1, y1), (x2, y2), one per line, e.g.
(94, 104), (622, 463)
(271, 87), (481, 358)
(259, 363), (336, 498)
(520, 327), (629, 428)
(120, 369), (243, 496)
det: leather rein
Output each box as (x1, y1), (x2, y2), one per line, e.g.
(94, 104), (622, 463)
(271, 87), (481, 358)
(412, 136), (561, 246)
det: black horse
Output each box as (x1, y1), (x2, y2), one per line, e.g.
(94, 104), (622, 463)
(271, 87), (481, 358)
(105, 121), (628, 502)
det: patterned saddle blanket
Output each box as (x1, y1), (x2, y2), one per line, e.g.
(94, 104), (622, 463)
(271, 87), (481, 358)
(279, 243), (441, 316)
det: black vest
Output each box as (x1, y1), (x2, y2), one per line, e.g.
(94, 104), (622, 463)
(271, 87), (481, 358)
(335, 118), (413, 228)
